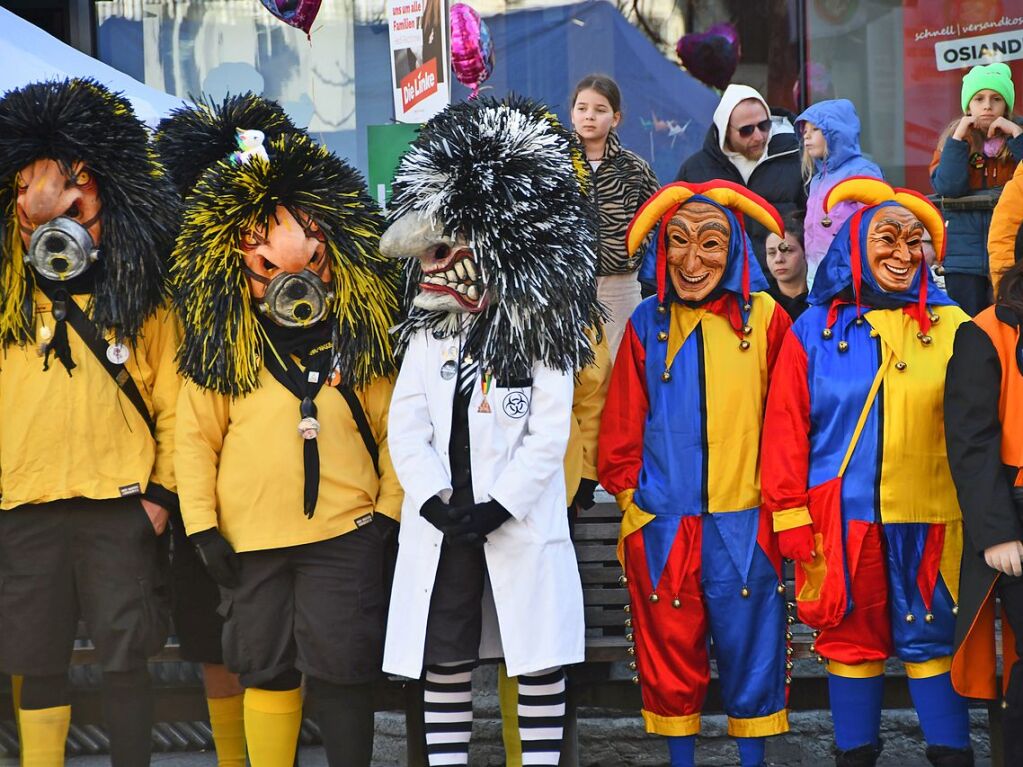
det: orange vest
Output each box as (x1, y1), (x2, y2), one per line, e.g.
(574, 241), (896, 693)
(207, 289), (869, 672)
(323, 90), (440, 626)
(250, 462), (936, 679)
(973, 306), (1023, 486)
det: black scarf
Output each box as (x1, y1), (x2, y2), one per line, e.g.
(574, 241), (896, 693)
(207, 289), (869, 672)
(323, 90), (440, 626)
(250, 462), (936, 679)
(36, 270), (97, 376)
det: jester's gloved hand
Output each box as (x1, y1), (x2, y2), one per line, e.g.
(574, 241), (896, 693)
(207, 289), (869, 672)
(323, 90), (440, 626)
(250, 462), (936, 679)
(778, 524), (816, 563)
(446, 500), (512, 546)
(190, 528), (241, 588)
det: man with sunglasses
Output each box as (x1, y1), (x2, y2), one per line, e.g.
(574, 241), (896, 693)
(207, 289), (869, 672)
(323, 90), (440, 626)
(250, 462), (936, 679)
(673, 84), (805, 277)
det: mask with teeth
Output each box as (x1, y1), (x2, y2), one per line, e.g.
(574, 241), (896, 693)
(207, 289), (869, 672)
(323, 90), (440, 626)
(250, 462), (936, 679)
(665, 201), (730, 302)
(380, 212), (487, 314)
(865, 205), (924, 293)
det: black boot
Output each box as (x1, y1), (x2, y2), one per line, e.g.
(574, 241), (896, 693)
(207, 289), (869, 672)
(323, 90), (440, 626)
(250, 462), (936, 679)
(925, 745), (974, 766)
(101, 669), (154, 767)
(835, 743), (882, 767)
(305, 676), (375, 767)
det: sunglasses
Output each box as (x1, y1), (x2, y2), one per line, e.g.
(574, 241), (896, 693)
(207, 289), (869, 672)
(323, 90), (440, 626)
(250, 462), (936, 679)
(731, 118), (772, 138)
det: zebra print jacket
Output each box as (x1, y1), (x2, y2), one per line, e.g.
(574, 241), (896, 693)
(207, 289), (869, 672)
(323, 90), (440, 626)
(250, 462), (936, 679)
(590, 131), (660, 276)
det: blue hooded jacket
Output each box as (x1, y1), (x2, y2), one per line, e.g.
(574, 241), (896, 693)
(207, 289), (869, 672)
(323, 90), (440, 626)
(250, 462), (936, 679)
(796, 100), (884, 272)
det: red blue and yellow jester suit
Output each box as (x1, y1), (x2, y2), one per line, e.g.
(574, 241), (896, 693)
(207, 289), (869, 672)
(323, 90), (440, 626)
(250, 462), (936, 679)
(598, 182), (792, 767)
(762, 178), (974, 767)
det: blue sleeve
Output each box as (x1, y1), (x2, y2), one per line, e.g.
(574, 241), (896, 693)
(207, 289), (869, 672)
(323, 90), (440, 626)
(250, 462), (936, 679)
(931, 136), (971, 197)
(1008, 133), (1023, 162)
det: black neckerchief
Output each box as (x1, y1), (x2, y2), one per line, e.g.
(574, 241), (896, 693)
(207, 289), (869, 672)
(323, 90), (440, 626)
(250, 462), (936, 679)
(35, 270), (97, 375)
(833, 284), (910, 312)
(258, 317), (334, 518)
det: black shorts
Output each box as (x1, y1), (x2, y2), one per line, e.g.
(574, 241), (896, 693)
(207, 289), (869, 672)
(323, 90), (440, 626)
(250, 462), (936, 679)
(219, 520), (392, 688)
(423, 540), (486, 667)
(169, 507), (224, 665)
(0, 497), (170, 675)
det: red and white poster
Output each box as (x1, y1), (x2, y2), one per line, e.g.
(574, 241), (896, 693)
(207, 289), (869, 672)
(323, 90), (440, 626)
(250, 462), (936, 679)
(388, 0), (450, 123)
(903, 1), (1023, 190)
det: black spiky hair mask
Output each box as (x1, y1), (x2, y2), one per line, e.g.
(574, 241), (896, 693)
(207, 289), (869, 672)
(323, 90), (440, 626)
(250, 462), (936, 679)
(386, 96), (601, 378)
(0, 78), (178, 344)
(159, 98), (398, 397)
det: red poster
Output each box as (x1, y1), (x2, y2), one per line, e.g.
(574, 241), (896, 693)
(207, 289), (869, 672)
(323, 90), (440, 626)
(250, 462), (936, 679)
(903, 1), (1023, 190)
(400, 57), (439, 112)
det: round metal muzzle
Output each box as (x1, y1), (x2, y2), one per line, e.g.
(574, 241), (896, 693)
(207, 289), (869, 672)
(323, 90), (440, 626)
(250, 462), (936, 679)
(257, 270), (333, 328)
(26, 217), (99, 281)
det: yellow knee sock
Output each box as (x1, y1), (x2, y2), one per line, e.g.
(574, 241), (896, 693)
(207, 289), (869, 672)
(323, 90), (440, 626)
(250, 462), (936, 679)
(18, 705), (70, 767)
(498, 664), (523, 767)
(243, 688), (302, 767)
(207, 694), (246, 767)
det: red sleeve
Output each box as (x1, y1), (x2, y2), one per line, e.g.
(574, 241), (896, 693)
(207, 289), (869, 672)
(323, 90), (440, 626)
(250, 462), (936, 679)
(765, 302), (792, 377)
(761, 329), (811, 517)
(598, 322), (649, 496)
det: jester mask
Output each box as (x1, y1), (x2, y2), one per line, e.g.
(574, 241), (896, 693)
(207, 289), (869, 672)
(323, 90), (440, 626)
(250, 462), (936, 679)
(0, 78), (178, 344)
(380, 96), (602, 380)
(155, 94), (398, 396)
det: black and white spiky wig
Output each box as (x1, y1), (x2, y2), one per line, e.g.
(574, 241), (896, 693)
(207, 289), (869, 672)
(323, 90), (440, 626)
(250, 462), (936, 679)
(0, 78), (178, 344)
(154, 93), (297, 196)
(165, 123), (398, 397)
(388, 96), (601, 379)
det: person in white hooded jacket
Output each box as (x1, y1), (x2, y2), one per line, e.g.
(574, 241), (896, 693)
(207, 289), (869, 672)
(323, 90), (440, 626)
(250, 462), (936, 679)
(672, 84), (805, 275)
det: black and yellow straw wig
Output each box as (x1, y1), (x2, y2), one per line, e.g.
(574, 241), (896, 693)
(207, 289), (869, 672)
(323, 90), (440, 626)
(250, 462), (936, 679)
(0, 78), (179, 344)
(159, 99), (398, 397)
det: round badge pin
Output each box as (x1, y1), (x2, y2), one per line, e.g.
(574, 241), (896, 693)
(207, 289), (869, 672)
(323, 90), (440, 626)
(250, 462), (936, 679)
(106, 342), (130, 365)
(440, 360), (458, 380)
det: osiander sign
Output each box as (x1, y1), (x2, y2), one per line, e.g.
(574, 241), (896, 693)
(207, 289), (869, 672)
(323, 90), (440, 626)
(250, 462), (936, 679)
(934, 29), (1023, 71)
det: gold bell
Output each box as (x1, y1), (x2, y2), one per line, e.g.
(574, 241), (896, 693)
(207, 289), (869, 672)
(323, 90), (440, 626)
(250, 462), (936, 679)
(661, 371), (672, 383)
(777, 584), (786, 595)
(838, 341), (849, 353)
(624, 604), (630, 613)
(920, 335), (932, 345)
(952, 604), (959, 616)
(743, 303), (752, 312)
(905, 612), (916, 623)
(822, 328), (833, 339)
(786, 647), (794, 656)
(787, 615), (796, 625)
(742, 324), (753, 335)
(822, 215), (833, 228)
(672, 598), (681, 608)
(929, 313), (940, 324)
(649, 593), (659, 603)
(629, 661), (637, 670)
(657, 331), (668, 342)
(786, 661), (794, 671)
(626, 633), (635, 642)
(741, 586), (750, 598)
(855, 317), (864, 326)
(816, 655), (826, 664)
(809, 644), (816, 654)
(624, 618), (632, 628)
(739, 339), (751, 351)
(786, 602), (796, 611)
(627, 646), (635, 656)
(786, 632), (793, 641)
(812, 630), (820, 638)
(632, 675), (640, 685)
(895, 361), (907, 371)
(619, 575), (628, 586)
(785, 676), (792, 686)
(657, 304), (667, 315)
(924, 613), (935, 623)
(869, 329), (879, 338)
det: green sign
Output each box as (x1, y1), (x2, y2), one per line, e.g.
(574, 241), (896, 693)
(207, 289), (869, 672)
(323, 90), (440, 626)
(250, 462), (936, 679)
(367, 123), (421, 211)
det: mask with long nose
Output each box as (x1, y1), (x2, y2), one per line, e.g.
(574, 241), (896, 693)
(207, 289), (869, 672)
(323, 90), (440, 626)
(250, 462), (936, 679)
(865, 205), (925, 293)
(16, 158), (103, 281)
(241, 205), (334, 327)
(379, 211), (487, 314)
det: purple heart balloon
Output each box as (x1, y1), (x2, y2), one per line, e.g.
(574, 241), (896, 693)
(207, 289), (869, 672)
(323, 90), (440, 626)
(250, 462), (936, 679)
(450, 3), (495, 99)
(675, 22), (740, 91)
(259, 0), (322, 36)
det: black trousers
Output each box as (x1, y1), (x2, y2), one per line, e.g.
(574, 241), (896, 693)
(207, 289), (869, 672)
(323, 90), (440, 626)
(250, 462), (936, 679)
(998, 575), (1023, 765)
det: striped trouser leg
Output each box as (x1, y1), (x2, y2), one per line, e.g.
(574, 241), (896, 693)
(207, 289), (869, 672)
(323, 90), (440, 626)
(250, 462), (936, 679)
(423, 661), (475, 766)
(517, 667), (566, 766)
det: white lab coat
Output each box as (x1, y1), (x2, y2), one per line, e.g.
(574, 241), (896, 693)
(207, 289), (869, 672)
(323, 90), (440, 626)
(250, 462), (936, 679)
(382, 329), (585, 678)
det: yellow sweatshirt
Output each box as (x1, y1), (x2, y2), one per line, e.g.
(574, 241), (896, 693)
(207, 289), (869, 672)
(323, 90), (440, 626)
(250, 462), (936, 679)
(0, 290), (179, 510)
(175, 369), (402, 552)
(564, 327), (611, 505)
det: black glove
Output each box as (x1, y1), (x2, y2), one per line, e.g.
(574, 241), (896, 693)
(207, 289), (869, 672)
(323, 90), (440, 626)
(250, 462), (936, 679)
(446, 499), (512, 546)
(572, 478), (598, 511)
(190, 528), (241, 589)
(420, 496), (469, 534)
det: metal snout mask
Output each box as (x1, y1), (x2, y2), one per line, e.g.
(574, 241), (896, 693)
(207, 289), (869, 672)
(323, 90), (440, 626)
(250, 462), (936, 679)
(25, 216), (99, 281)
(251, 269), (334, 329)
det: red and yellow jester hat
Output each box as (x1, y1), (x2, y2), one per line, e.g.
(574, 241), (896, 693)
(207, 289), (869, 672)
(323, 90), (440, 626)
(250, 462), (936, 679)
(824, 176), (946, 332)
(626, 180), (784, 306)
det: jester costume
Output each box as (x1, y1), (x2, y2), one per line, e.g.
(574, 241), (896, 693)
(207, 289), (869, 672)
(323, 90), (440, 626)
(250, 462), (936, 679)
(161, 96), (401, 767)
(762, 178), (973, 767)
(0, 79), (180, 767)
(380, 97), (599, 767)
(598, 181), (792, 767)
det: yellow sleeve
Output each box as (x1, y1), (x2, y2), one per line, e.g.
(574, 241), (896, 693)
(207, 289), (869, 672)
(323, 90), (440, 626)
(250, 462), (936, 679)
(574, 326), (611, 482)
(174, 381), (230, 536)
(357, 376), (404, 522)
(139, 307), (182, 498)
(988, 166), (1023, 294)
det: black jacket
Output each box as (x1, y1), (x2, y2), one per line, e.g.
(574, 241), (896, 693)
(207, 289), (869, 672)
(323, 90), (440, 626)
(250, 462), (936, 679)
(675, 108), (805, 270)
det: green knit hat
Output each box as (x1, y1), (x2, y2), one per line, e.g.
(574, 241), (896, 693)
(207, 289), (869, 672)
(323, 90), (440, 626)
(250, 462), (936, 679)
(961, 62), (1015, 113)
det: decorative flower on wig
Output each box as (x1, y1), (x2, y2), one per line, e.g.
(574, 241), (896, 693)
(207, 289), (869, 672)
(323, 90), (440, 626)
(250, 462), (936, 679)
(382, 95), (601, 381)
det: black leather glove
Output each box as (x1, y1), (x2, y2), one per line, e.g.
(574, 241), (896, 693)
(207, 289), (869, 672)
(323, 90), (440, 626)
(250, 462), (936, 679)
(420, 496), (468, 534)
(572, 478), (598, 511)
(190, 528), (241, 588)
(446, 499), (512, 546)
